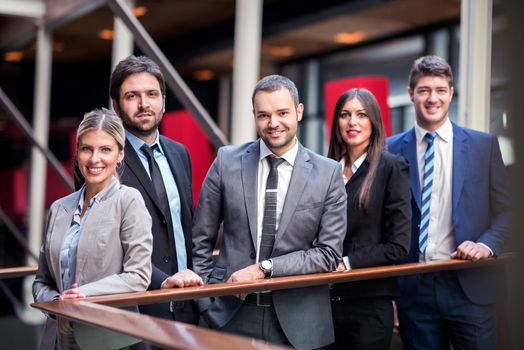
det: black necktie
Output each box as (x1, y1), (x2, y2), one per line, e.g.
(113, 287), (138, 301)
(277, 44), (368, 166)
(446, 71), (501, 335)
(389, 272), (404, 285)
(141, 144), (172, 223)
(259, 155), (285, 261)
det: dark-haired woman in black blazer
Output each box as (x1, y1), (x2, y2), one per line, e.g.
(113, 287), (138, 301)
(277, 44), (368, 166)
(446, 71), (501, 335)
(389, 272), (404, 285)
(328, 88), (411, 350)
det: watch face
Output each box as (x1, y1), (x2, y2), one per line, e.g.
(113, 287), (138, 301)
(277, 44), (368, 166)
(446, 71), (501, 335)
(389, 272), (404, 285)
(261, 260), (272, 270)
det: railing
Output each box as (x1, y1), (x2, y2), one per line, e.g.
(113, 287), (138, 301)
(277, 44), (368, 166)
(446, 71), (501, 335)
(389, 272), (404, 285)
(0, 266), (38, 279)
(30, 253), (512, 349)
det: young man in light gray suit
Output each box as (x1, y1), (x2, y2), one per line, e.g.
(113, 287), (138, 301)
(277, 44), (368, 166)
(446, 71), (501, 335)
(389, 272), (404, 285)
(192, 75), (347, 349)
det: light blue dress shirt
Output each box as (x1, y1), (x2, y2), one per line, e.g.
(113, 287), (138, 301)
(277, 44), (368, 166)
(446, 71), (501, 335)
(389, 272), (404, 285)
(59, 186), (96, 290)
(126, 130), (187, 270)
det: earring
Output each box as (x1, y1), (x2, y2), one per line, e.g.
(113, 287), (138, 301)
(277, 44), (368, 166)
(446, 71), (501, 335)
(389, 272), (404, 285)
(116, 161), (123, 169)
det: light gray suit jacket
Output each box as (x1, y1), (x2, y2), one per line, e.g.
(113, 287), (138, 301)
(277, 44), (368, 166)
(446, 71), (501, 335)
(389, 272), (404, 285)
(33, 177), (153, 349)
(193, 140), (347, 350)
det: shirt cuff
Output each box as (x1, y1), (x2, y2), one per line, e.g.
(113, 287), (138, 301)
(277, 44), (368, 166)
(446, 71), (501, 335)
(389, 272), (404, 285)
(477, 242), (494, 257)
(342, 256), (351, 271)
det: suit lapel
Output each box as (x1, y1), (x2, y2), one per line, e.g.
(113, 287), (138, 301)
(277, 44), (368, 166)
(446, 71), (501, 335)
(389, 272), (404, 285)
(123, 140), (165, 214)
(452, 123), (468, 213)
(160, 136), (193, 252)
(50, 192), (79, 291)
(402, 129), (421, 211)
(275, 145), (312, 245)
(160, 136), (190, 209)
(241, 141), (260, 248)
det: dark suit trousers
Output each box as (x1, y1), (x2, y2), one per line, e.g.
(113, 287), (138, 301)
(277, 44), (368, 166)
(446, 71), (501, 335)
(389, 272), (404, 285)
(398, 271), (497, 350)
(219, 295), (291, 346)
(330, 295), (393, 350)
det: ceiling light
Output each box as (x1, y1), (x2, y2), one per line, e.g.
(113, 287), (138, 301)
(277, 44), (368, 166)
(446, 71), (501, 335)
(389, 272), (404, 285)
(98, 29), (114, 41)
(53, 42), (65, 52)
(4, 51), (23, 62)
(334, 31), (366, 44)
(194, 70), (216, 81)
(134, 6), (147, 17)
(262, 45), (295, 57)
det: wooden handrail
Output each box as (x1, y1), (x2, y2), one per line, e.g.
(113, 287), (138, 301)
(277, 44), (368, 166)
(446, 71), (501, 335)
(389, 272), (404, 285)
(31, 254), (513, 350)
(77, 253), (513, 308)
(0, 266), (38, 279)
(33, 300), (288, 350)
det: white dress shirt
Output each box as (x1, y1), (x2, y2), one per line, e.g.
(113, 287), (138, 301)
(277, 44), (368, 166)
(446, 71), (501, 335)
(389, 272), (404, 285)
(256, 139), (299, 261)
(339, 153), (368, 185)
(415, 119), (455, 261)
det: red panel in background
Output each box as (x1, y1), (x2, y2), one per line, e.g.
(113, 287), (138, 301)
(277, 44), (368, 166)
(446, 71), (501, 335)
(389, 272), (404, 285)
(324, 76), (392, 144)
(0, 168), (27, 218)
(161, 110), (216, 205)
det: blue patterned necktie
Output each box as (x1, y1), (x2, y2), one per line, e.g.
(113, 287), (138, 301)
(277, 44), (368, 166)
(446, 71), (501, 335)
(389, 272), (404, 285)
(259, 155), (285, 261)
(419, 132), (437, 254)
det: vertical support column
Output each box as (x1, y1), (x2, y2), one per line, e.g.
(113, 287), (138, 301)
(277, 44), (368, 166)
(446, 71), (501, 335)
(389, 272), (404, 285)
(458, 0), (493, 131)
(110, 0), (134, 106)
(27, 22), (53, 265)
(230, 0), (263, 144)
(218, 74), (232, 139)
(303, 59), (323, 154)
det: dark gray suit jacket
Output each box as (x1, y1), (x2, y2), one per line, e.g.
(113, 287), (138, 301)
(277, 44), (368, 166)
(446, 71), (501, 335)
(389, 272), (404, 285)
(192, 140), (347, 350)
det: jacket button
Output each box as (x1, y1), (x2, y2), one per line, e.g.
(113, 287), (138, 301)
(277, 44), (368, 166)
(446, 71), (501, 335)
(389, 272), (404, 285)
(163, 256), (170, 263)
(250, 252), (256, 259)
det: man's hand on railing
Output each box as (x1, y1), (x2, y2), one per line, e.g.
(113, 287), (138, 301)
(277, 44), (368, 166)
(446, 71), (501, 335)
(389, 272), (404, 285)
(161, 269), (204, 289)
(227, 264), (265, 300)
(451, 240), (491, 261)
(60, 283), (86, 300)
(227, 264), (265, 283)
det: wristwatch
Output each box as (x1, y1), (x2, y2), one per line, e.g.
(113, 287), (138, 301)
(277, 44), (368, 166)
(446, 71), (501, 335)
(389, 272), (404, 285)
(258, 259), (273, 278)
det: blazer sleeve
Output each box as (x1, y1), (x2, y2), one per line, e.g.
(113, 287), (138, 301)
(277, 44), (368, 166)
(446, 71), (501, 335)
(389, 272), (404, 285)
(32, 206), (61, 303)
(477, 134), (512, 255)
(271, 162), (347, 276)
(348, 155), (411, 267)
(192, 150), (223, 283)
(78, 189), (153, 296)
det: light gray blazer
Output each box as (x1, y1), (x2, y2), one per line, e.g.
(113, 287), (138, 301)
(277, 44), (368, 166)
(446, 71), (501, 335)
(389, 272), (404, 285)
(33, 177), (153, 348)
(193, 140), (347, 350)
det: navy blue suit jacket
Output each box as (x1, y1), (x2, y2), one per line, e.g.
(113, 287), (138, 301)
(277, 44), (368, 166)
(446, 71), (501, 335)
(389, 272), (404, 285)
(387, 122), (511, 306)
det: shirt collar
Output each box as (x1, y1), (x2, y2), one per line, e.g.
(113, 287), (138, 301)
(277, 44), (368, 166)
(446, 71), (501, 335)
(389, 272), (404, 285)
(339, 152), (368, 176)
(259, 138), (299, 166)
(414, 117), (452, 144)
(126, 129), (164, 155)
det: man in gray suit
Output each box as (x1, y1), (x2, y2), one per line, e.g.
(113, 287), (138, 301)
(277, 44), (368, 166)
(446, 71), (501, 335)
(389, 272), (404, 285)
(192, 75), (347, 349)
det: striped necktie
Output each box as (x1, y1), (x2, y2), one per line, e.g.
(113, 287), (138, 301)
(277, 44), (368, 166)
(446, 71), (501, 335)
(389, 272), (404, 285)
(419, 132), (437, 254)
(259, 155), (285, 261)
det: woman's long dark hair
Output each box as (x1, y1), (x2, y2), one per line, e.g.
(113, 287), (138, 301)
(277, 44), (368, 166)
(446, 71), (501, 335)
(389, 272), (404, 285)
(327, 88), (386, 208)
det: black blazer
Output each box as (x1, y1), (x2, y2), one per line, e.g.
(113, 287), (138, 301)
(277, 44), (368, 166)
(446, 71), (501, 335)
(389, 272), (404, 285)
(332, 151), (411, 299)
(121, 135), (194, 319)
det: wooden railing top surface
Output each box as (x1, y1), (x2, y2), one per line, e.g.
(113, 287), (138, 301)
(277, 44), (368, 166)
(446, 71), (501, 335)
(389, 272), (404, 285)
(31, 254), (513, 350)
(0, 266), (37, 279)
(79, 253), (512, 308)
(34, 300), (289, 350)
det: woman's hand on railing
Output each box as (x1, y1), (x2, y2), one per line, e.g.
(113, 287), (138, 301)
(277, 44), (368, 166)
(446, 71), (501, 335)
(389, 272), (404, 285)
(161, 269), (204, 289)
(392, 300), (400, 334)
(60, 283), (86, 300)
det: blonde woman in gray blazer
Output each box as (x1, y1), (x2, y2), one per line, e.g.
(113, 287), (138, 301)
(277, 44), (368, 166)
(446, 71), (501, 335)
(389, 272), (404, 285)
(33, 108), (153, 349)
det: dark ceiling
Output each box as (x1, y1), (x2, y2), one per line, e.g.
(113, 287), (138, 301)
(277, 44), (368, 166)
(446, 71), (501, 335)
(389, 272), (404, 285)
(0, 0), (461, 78)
